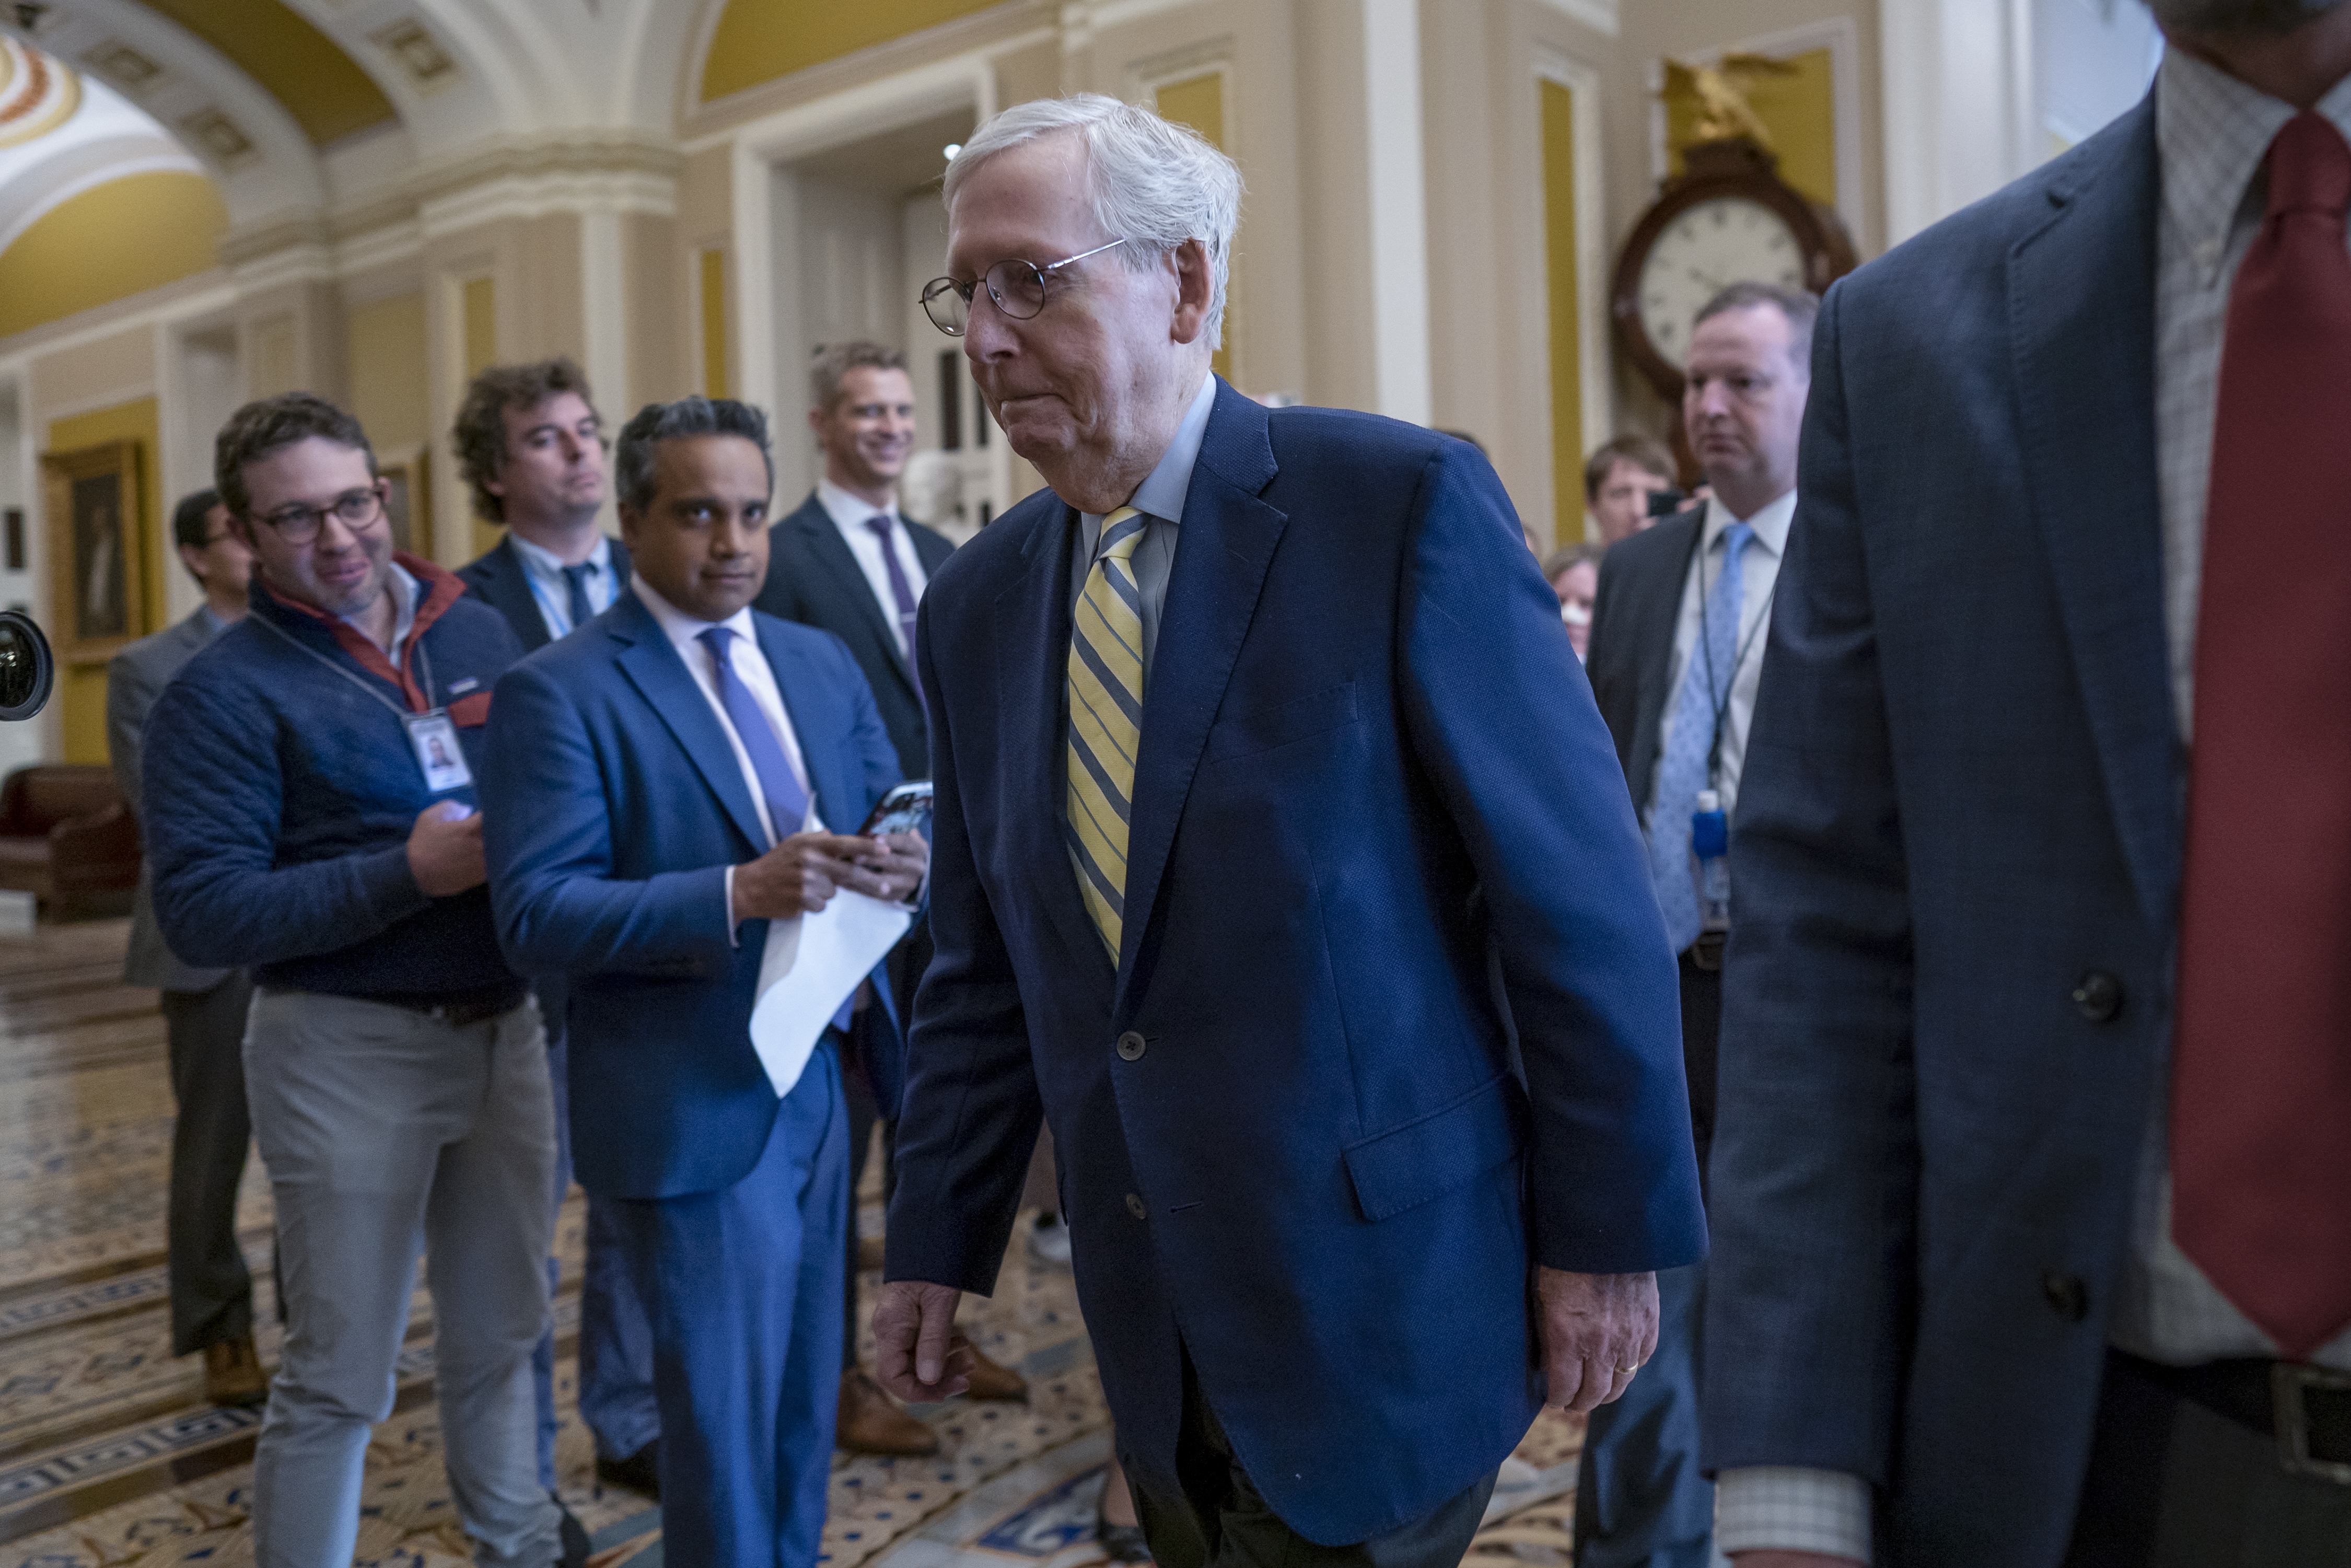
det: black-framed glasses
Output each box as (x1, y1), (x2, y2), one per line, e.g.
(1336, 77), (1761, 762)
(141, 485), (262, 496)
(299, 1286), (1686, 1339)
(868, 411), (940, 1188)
(255, 484), (385, 545)
(921, 238), (1130, 336)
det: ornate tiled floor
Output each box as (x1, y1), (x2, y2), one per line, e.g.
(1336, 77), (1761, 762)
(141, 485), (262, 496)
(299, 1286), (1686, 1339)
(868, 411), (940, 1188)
(0, 920), (1584, 1567)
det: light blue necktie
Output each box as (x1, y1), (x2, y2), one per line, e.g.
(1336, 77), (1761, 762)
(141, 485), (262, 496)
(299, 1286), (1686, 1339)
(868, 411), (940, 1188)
(1646, 522), (1754, 954)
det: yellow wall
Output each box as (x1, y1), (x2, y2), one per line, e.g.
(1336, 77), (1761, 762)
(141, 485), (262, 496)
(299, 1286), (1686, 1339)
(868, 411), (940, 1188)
(1540, 78), (1581, 549)
(346, 293), (431, 450)
(1153, 72), (1232, 383)
(700, 0), (1004, 102)
(46, 399), (165, 765)
(700, 248), (730, 400)
(1663, 49), (1837, 208)
(0, 173), (228, 340)
(131, 0), (396, 145)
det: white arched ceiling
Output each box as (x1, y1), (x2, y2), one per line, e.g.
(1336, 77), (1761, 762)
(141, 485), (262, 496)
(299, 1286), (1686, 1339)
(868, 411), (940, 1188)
(0, 66), (200, 252)
(26, 0), (331, 227)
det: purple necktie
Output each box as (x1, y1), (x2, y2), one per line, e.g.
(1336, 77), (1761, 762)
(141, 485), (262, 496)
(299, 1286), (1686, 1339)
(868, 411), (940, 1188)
(699, 626), (853, 1035)
(864, 515), (923, 702)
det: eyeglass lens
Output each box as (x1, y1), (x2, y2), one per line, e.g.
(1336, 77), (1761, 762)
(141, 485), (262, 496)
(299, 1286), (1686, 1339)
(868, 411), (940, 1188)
(269, 487), (381, 542)
(922, 260), (1052, 335)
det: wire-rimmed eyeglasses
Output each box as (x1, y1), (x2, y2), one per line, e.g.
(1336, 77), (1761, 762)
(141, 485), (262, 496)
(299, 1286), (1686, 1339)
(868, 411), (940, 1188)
(920, 238), (1129, 336)
(254, 484), (386, 545)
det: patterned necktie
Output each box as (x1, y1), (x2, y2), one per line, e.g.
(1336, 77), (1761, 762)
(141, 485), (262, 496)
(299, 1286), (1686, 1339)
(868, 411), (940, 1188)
(864, 515), (923, 703)
(697, 626), (810, 840)
(1645, 522), (1754, 955)
(1067, 507), (1148, 962)
(2173, 111), (2351, 1360)
(560, 563), (596, 633)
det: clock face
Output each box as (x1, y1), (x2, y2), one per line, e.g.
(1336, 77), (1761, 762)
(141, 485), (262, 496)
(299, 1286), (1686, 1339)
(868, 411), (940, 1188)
(1636, 197), (1808, 370)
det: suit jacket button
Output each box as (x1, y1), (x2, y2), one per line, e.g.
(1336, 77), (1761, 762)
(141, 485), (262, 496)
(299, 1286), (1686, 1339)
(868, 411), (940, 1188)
(1125, 1193), (1148, 1220)
(2072, 971), (2124, 1023)
(2041, 1271), (2089, 1322)
(1116, 1031), (1147, 1061)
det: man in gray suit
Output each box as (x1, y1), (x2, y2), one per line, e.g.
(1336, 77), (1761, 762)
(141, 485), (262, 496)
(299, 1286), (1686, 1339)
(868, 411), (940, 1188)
(107, 487), (262, 1407)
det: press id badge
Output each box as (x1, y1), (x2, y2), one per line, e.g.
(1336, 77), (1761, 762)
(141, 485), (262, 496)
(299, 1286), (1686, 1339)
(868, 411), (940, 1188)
(405, 710), (473, 793)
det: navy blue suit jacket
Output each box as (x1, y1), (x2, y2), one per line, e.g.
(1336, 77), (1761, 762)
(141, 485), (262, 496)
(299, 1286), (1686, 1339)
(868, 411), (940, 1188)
(753, 493), (956, 779)
(481, 590), (904, 1200)
(1702, 99), (2176, 1565)
(459, 533), (634, 654)
(887, 381), (1704, 1546)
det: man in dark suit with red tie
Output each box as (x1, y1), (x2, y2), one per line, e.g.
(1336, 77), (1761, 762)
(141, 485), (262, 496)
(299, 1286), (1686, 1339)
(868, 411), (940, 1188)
(1702, 5), (2351, 1565)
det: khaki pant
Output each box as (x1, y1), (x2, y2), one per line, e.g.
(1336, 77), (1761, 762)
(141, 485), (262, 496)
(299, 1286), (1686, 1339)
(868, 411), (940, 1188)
(243, 988), (560, 1568)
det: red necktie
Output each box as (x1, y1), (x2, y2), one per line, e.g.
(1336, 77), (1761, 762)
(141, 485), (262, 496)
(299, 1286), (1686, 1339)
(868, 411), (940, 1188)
(2174, 112), (2351, 1361)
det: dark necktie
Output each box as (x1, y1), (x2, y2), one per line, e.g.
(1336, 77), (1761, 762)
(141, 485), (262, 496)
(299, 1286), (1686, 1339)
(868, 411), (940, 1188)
(864, 515), (923, 703)
(697, 626), (809, 839)
(2173, 111), (2351, 1359)
(560, 562), (596, 633)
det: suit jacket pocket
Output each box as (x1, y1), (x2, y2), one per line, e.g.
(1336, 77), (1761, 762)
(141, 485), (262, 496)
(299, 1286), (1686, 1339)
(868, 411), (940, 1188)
(1205, 681), (1358, 763)
(1342, 1071), (1527, 1223)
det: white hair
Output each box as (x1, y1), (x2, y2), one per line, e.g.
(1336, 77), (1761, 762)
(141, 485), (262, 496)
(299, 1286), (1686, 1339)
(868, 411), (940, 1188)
(943, 93), (1243, 350)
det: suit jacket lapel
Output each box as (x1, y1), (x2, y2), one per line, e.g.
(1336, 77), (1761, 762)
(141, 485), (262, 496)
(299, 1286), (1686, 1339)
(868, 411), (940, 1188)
(1117, 384), (1287, 1013)
(485, 538), (552, 652)
(799, 501), (916, 696)
(996, 500), (1115, 1000)
(609, 594), (770, 855)
(1628, 512), (1704, 818)
(2010, 95), (2182, 936)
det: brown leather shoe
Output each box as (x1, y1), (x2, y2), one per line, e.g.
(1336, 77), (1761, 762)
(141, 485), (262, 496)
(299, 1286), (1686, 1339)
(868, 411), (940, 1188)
(203, 1334), (270, 1408)
(837, 1368), (939, 1456)
(963, 1345), (1029, 1402)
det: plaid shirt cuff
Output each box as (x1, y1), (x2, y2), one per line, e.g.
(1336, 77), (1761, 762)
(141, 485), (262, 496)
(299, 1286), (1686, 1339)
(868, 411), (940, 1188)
(1714, 1467), (1872, 1562)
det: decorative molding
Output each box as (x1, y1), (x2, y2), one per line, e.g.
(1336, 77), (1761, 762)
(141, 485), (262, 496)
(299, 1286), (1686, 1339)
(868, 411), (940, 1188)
(1532, 45), (1609, 464)
(679, 5), (1042, 146)
(369, 17), (463, 96)
(1528, 0), (1619, 39)
(1061, 0), (1201, 54)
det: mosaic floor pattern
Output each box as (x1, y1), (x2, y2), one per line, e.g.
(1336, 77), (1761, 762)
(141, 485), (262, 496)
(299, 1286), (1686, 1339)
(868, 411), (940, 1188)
(0, 920), (1586, 1567)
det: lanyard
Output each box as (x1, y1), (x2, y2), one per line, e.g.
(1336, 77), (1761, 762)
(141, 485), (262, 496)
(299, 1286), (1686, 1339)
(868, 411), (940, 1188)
(252, 609), (441, 721)
(1694, 533), (1775, 791)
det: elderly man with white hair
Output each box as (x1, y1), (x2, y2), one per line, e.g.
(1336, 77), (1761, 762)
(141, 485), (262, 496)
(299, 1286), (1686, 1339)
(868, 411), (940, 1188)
(872, 94), (1705, 1568)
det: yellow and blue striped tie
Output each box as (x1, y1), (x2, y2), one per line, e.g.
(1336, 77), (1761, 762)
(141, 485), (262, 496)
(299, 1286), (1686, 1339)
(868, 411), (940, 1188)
(1067, 507), (1149, 960)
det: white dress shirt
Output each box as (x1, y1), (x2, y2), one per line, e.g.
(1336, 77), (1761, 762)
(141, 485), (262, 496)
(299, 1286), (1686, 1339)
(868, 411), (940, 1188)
(345, 562), (421, 665)
(816, 479), (929, 659)
(1643, 490), (1794, 829)
(1716, 45), (2351, 1566)
(510, 530), (619, 641)
(629, 578), (820, 943)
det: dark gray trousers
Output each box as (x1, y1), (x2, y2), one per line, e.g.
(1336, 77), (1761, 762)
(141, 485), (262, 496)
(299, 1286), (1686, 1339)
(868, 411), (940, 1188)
(161, 971), (257, 1355)
(1132, 1350), (1497, 1568)
(2063, 1350), (2351, 1567)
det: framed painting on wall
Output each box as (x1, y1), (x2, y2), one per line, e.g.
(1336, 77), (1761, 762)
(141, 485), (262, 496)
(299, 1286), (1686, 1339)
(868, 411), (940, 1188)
(377, 445), (432, 560)
(40, 441), (146, 663)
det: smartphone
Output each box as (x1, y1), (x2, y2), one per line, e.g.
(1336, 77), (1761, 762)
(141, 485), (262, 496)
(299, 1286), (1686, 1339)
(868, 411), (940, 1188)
(858, 780), (934, 841)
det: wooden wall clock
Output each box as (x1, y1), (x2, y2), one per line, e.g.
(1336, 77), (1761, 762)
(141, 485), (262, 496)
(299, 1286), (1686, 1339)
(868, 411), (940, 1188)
(1610, 135), (1858, 405)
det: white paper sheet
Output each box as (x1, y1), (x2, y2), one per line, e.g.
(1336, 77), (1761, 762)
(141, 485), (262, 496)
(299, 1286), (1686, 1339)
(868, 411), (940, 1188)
(748, 892), (912, 1098)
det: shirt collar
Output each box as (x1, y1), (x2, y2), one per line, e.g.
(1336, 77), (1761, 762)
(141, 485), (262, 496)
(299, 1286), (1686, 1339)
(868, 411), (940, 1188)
(2157, 46), (2351, 288)
(817, 478), (898, 533)
(197, 605), (230, 637)
(1702, 489), (1796, 557)
(509, 529), (611, 583)
(343, 561), (419, 654)
(630, 575), (755, 661)
(1084, 370), (1218, 532)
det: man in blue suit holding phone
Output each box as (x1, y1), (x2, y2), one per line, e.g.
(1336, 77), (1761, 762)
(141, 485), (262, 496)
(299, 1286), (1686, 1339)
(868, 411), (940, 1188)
(871, 95), (1705, 1568)
(482, 396), (926, 1566)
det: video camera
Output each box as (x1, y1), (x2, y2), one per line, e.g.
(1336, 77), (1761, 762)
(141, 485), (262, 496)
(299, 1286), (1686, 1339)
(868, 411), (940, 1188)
(0, 611), (53, 722)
